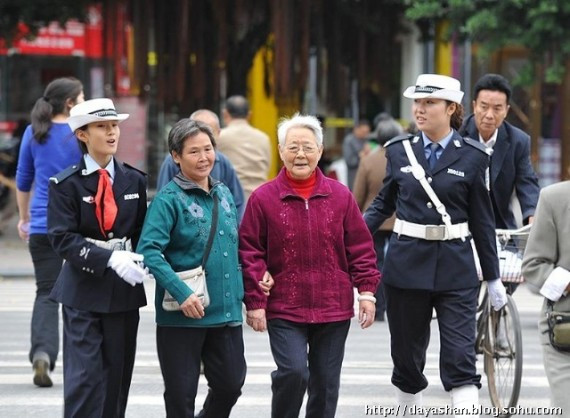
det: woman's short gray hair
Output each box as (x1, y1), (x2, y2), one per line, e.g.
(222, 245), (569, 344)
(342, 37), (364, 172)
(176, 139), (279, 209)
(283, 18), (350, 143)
(168, 118), (216, 155)
(277, 113), (323, 146)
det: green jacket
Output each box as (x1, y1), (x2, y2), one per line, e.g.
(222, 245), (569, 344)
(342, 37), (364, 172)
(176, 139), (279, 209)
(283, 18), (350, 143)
(137, 176), (244, 327)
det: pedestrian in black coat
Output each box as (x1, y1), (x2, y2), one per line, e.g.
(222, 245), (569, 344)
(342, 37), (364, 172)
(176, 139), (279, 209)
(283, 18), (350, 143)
(48, 98), (148, 418)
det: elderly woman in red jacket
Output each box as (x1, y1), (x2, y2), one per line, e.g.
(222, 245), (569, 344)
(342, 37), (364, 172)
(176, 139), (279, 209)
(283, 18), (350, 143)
(239, 113), (380, 418)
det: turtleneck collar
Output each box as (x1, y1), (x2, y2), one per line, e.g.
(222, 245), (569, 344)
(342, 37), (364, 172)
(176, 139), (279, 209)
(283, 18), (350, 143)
(285, 170), (317, 199)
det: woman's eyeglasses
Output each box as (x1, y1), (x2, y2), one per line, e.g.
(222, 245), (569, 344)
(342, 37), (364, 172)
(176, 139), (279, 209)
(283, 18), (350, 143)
(285, 145), (319, 155)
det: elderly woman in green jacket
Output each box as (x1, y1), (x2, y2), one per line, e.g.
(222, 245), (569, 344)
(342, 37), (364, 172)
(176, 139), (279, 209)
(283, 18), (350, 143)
(137, 119), (245, 418)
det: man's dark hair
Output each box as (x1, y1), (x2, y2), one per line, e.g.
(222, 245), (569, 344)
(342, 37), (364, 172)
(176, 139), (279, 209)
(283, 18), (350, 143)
(355, 119), (371, 128)
(225, 95), (249, 118)
(473, 74), (512, 103)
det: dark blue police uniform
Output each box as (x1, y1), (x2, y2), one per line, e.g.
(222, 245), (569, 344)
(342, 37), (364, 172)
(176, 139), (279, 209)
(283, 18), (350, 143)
(47, 157), (147, 417)
(364, 130), (500, 394)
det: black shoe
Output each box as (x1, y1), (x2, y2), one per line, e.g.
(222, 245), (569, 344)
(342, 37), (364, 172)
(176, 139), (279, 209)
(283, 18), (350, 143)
(33, 359), (53, 388)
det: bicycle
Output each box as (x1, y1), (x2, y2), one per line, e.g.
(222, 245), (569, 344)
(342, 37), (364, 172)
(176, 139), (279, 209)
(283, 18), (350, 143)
(474, 225), (531, 418)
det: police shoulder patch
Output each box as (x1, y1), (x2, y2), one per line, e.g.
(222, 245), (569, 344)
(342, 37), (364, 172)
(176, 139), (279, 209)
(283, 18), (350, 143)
(463, 137), (492, 155)
(383, 133), (414, 148)
(49, 165), (80, 184)
(123, 162), (147, 176)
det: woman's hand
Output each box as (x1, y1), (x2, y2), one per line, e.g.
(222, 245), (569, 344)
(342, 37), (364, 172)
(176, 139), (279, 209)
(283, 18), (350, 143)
(358, 299), (376, 329)
(246, 309), (267, 332)
(259, 271), (274, 296)
(180, 293), (205, 319)
(17, 219), (29, 241)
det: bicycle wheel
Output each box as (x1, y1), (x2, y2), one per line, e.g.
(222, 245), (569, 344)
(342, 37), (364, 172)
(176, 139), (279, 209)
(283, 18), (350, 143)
(484, 294), (522, 416)
(475, 286), (489, 356)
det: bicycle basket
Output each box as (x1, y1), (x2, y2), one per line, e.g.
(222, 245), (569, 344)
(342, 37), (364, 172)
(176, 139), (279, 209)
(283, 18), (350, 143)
(473, 227), (531, 283)
(496, 230), (530, 283)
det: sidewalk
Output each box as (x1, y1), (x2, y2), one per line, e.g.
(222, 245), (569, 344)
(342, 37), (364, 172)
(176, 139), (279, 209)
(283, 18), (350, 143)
(0, 215), (34, 277)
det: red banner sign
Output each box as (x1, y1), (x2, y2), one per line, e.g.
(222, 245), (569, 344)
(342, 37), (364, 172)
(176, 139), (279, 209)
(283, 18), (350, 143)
(0, 6), (103, 58)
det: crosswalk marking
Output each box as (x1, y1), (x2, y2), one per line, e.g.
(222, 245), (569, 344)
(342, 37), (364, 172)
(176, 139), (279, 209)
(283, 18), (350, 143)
(0, 277), (553, 417)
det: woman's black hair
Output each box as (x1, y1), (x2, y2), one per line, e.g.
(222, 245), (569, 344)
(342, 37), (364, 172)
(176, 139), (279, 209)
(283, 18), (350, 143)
(73, 126), (89, 154)
(30, 77), (83, 144)
(447, 101), (464, 131)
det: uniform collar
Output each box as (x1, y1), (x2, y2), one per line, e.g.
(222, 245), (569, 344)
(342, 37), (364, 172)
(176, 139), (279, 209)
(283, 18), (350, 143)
(422, 129), (454, 149)
(82, 154), (115, 181)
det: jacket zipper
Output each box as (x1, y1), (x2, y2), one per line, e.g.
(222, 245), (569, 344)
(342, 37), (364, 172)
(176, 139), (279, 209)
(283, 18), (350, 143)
(305, 198), (316, 322)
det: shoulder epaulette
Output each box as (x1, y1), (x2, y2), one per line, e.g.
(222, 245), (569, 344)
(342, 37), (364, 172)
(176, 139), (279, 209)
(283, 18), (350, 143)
(383, 133), (414, 148)
(49, 165), (80, 184)
(123, 162), (147, 176)
(463, 137), (492, 155)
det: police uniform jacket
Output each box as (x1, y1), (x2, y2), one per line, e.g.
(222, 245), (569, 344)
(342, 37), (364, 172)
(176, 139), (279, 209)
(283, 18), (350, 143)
(47, 157), (147, 313)
(363, 131), (500, 291)
(460, 115), (540, 229)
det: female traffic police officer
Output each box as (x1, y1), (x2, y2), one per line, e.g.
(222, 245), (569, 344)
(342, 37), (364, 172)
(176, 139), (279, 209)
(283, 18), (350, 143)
(47, 98), (148, 417)
(363, 74), (507, 417)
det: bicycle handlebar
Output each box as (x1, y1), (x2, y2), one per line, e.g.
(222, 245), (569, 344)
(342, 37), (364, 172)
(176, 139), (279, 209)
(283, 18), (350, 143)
(495, 224), (532, 236)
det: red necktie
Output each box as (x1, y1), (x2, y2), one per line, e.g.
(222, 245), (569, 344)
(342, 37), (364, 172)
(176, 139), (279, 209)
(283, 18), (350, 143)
(94, 169), (118, 236)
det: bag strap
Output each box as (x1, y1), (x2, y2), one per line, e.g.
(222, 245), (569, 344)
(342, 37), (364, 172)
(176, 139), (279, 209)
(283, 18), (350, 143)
(202, 194), (219, 267)
(401, 139), (456, 237)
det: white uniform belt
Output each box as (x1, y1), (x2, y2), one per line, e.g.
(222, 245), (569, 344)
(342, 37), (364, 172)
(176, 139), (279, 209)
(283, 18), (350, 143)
(85, 237), (133, 251)
(394, 219), (470, 241)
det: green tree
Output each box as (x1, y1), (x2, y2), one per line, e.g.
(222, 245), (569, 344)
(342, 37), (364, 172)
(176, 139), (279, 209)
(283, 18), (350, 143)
(404, 0), (570, 84)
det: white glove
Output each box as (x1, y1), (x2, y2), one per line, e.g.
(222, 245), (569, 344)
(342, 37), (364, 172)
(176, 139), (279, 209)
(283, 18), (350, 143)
(108, 251), (146, 286)
(488, 279), (507, 311)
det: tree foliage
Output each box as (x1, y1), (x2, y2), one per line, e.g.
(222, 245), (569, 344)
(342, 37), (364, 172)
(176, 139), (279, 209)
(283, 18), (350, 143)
(404, 0), (570, 84)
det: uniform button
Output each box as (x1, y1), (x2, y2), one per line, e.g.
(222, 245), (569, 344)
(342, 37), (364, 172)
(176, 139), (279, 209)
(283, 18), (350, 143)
(108, 232), (114, 238)
(225, 292), (231, 297)
(427, 177), (432, 183)
(219, 230), (224, 236)
(223, 252), (228, 257)
(427, 202), (433, 208)
(226, 313), (231, 318)
(224, 273), (230, 278)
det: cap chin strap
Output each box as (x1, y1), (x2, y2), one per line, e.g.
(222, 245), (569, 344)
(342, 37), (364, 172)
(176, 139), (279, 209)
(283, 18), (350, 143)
(402, 139), (462, 241)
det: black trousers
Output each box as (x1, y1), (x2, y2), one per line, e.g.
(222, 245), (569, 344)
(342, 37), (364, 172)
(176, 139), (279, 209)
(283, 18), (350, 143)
(62, 306), (139, 418)
(156, 325), (246, 418)
(373, 230), (392, 318)
(28, 234), (63, 370)
(267, 318), (351, 418)
(384, 283), (481, 393)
